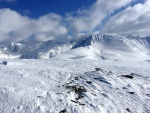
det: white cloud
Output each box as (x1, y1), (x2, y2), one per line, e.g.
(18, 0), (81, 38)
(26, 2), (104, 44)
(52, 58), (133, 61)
(66, 0), (132, 36)
(0, 9), (30, 41)
(0, 9), (67, 41)
(0, 0), (149, 42)
(101, 0), (150, 36)
(32, 13), (67, 41)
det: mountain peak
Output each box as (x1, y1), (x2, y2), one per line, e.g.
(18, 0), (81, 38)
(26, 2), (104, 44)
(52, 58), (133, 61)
(72, 34), (124, 49)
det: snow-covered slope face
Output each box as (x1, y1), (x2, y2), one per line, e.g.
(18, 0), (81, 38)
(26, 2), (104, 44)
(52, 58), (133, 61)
(127, 36), (150, 54)
(0, 42), (25, 58)
(20, 41), (75, 59)
(55, 34), (150, 60)
(0, 40), (42, 59)
(0, 40), (75, 59)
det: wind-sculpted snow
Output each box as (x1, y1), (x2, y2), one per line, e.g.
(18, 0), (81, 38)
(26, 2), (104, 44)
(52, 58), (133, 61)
(0, 59), (149, 113)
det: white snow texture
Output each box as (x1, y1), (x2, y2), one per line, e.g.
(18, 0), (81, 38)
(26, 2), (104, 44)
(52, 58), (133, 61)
(0, 34), (150, 113)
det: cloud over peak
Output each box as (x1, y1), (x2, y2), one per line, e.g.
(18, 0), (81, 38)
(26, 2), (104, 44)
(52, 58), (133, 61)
(0, 0), (149, 42)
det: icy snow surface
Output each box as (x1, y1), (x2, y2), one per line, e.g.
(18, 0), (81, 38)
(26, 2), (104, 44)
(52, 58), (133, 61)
(0, 58), (150, 113)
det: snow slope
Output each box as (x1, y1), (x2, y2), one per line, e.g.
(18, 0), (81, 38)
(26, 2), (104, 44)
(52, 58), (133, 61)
(55, 34), (150, 60)
(0, 59), (149, 113)
(0, 40), (75, 59)
(20, 41), (75, 59)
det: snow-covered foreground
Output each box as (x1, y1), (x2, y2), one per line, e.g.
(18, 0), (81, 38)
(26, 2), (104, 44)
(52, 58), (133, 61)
(0, 58), (150, 113)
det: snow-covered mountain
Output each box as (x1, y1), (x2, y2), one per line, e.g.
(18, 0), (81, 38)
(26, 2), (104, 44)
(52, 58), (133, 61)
(0, 34), (150, 60)
(0, 40), (42, 58)
(20, 40), (75, 59)
(0, 42), (25, 58)
(55, 34), (150, 60)
(0, 40), (75, 59)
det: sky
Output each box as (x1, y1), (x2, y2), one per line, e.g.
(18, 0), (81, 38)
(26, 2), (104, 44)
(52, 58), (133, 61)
(0, 0), (149, 42)
(0, 0), (96, 18)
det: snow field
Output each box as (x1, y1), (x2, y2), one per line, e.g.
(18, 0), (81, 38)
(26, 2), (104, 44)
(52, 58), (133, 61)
(0, 59), (149, 113)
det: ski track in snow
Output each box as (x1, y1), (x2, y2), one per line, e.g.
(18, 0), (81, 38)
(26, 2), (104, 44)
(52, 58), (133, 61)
(0, 59), (150, 113)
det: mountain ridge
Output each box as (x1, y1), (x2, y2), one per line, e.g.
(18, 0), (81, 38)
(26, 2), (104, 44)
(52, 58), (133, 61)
(55, 34), (150, 60)
(0, 34), (150, 60)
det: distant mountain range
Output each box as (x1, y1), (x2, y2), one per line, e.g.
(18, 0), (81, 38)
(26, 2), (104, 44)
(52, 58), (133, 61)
(0, 39), (75, 59)
(0, 34), (150, 60)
